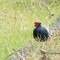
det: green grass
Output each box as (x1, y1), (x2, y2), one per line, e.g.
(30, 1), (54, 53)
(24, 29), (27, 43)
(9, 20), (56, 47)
(0, 0), (60, 60)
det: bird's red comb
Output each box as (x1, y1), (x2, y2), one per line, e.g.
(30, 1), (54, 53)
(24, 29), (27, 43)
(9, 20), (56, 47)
(34, 22), (39, 27)
(34, 22), (39, 24)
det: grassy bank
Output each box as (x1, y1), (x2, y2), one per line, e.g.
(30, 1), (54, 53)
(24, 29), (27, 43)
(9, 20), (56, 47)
(0, 0), (60, 60)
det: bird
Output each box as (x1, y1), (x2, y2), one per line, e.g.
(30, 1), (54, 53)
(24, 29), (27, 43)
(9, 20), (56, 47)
(33, 22), (49, 42)
(33, 17), (60, 42)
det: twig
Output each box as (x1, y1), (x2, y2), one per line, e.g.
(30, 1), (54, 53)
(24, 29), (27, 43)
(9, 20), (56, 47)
(14, 55), (18, 60)
(40, 0), (51, 18)
(50, 0), (56, 7)
(13, 49), (25, 60)
(40, 0), (49, 10)
(46, 52), (60, 54)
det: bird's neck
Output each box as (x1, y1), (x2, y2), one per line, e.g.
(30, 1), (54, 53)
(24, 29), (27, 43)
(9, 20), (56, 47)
(37, 25), (42, 28)
(35, 25), (42, 30)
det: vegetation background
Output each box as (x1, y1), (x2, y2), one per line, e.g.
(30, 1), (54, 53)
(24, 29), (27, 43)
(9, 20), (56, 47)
(0, 0), (60, 60)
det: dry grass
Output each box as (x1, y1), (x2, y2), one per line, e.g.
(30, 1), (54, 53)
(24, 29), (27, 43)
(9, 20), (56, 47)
(8, 36), (60, 60)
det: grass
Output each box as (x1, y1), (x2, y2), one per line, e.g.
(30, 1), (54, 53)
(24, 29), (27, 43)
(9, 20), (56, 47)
(0, 0), (60, 60)
(8, 36), (60, 60)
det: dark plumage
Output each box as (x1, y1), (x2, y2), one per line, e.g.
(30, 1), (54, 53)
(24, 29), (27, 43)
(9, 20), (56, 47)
(33, 22), (49, 41)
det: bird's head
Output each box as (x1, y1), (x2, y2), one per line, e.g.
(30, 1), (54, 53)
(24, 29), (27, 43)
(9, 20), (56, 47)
(34, 22), (41, 27)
